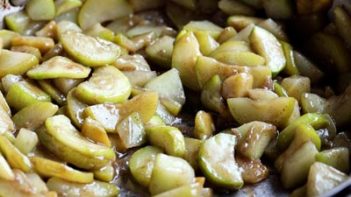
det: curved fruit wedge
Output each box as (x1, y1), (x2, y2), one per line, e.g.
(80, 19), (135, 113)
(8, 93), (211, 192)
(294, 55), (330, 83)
(149, 153), (195, 195)
(193, 110), (215, 140)
(183, 137), (202, 170)
(83, 103), (120, 132)
(39, 115), (115, 169)
(277, 113), (330, 151)
(306, 162), (347, 197)
(66, 89), (88, 128)
(53, 78), (83, 95)
(183, 20), (223, 38)
(11, 36), (55, 54)
(199, 133), (243, 189)
(0, 153), (14, 181)
(315, 147), (349, 173)
(13, 128), (38, 155)
(75, 66), (131, 104)
(281, 141), (318, 189)
(146, 126), (186, 157)
(27, 56), (91, 79)
(12, 102), (58, 130)
(93, 163), (114, 182)
(37, 80), (66, 105)
(47, 177), (119, 196)
(116, 112), (146, 150)
(234, 121), (277, 160)
(0, 107), (14, 134)
(0, 170), (52, 196)
(275, 124), (321, 172)
(144, 68), (185, 112)
(212, 51), (265, 67)
(0, 30), (19, 48)
(78, 0), (132, 30)
(145, 35), (174, 68)
(81, 118), (111, 147)
(26, 0), (55, 20)
(31, 156), (93, 184)
(0, 135), (32, 172)
(6, 80), (51, 111)
(0, 49), (38, 78)
(119, 91), (159, 123)
(60, 31), (120, 66)
(227, 97), (299, 129)
(250, 26), (286, 76)
(172, 31), (201, 91)
(129, 146), (163, 187)
(55, 0), (82, 16)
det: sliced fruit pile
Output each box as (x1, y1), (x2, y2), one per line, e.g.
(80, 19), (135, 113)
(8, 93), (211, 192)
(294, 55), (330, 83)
(0, 0), (351, 197)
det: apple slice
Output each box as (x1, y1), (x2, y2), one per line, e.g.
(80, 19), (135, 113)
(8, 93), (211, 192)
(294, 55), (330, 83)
(250, 26), (286, 76)
(60, 31), (120, 66)
(199, 133), (243, 189)
(149, 154), (195, 195)
(75, 66), (131, 104)
(78, 0), (132, 30)
(27, 56), (91, 79)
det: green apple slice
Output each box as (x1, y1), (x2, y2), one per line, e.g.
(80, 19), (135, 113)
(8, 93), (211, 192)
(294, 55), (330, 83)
(81, 118), (111, 147)
(146, 126), (186, 157)
(234, 121), (277, 160)
(47, 177), (119, 196)
(93, 163), (114, 182)
(250, 26), (286, 76)
(275, 124), (321, 171)
(37, 80), (66, 106)
(12, 102), (58, 130)
(306, 162), (348, 197)
(6, 80), (51, 111)
(144, 68), (185, 111)
(145, 35), (174, 68)
(31, 156), (94, 184)
(78, 0), (132, 30)
(55, 0), (82, 16)
(0, 135), (32, 173)
(0, 49), (38, 78)
(212, 51), (265, 67)
(277, 113), (330, 151)
(83, 103), (120, 133)
(194, 110), (215, 140)
(0, 107), (14, 135)
(26, 0), (56, 20)
(119, 91), (159, 124)
(0, 153), (14, 181)
(60, 31), (120, 66)
(183, 137), (202, 169)
(27, 56), (91, 79)
(39, 115), (115, 169)
(75, 66), (131, 104)
(13, 128), (38, 155)
(149, 154), (195, 195)
(172, 31), (201, 91)
(281, 141), (318, 189)
(129, 146), (163, 187)
(116, 112), (146, 150)
(315, 147), (349, 173)
(227, 97), (299, 129)
(199, 133), (243, 189)
(0, 30), (19, 48)
(66, 88), (88, 128)
(53, 78), (83, 95)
